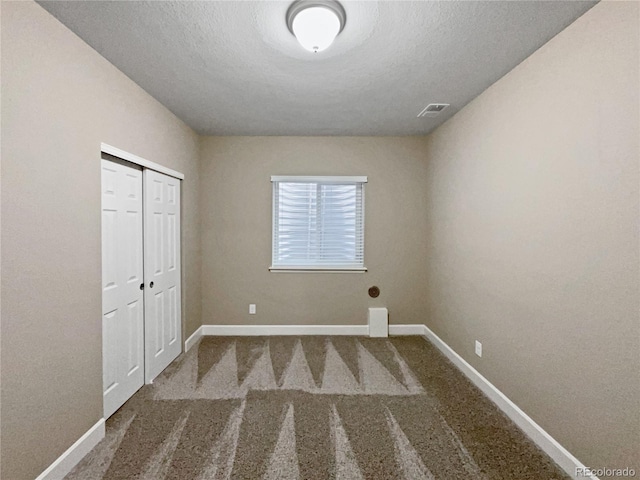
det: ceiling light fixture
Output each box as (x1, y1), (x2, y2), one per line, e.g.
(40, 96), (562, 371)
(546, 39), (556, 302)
(286, 0), (346, 53)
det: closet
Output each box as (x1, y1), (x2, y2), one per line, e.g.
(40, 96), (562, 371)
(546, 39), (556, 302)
(101, 154), (182, 418)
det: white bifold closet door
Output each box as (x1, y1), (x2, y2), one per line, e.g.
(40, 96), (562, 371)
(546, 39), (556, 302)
(143, 169), (182, 384)
(101, 159), (145, 419)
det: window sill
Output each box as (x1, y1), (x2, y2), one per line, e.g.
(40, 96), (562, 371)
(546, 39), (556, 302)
(269, 266), (367, 273)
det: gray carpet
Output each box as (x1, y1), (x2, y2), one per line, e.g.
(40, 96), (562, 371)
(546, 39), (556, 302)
(66, 336), (569, 479)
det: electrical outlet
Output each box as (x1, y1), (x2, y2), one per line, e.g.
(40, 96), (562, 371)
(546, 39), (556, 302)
(475, 340), (482, 357)
(249, 304), (256, 315)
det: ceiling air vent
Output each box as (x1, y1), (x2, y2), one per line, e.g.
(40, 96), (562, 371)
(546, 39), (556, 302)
(417, 103), (450, 118)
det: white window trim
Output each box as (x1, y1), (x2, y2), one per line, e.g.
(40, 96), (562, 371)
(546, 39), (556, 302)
(270, 175), (367, 273)
(271, 175), (367, 184)
(269, 266), (368, 273)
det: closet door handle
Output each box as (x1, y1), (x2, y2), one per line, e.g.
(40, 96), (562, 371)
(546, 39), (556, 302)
(149, 281), (154, 289)
(139, 283), (144, 290)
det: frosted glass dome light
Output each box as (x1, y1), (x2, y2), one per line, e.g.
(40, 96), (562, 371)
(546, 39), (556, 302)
(286, 1), (346, 53)
(292, 7), (339, 52)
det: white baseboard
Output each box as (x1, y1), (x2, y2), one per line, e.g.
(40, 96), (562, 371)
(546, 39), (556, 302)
(184, 326), (203, 352)
(35, 418), (105, 480)
(195, 323), (426, 338)
(389, 324), (426, 335)
(200, 324), (370, 336)
(421, 324), (596, 480)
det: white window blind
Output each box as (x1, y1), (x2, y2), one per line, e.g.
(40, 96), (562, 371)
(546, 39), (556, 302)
(271, 176), (367, 271)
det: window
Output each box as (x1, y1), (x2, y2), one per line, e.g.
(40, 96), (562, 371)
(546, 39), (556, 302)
(271, 176), (367, 271)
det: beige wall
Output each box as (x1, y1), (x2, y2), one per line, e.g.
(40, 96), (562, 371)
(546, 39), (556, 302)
(199, 136), (430, 327)
(423, 1), (639, 472)
(0, 2), (201, 479)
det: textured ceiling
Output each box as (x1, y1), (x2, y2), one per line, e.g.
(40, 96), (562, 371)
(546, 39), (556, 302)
(38, 1), (596, 136)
